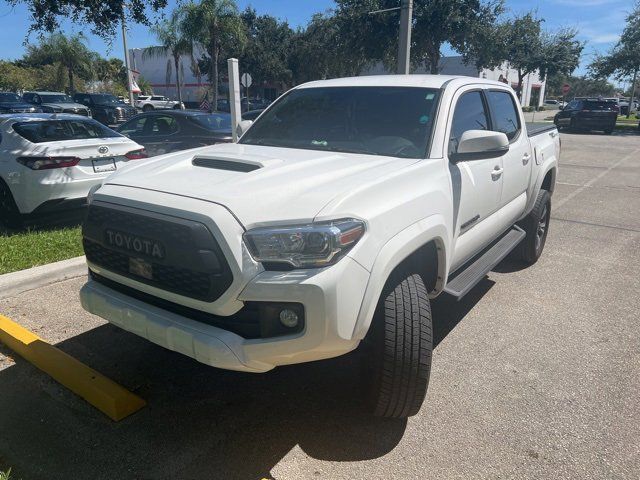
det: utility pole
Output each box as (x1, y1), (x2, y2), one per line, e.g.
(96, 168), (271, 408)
(370, 0), (413, 75)
(121, 12), (135, 106)
(397, 0), (413, 74)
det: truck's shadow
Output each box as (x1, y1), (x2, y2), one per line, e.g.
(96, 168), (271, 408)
(0, 278), (494, 480)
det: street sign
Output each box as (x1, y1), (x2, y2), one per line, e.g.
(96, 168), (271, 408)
(241, 73), (253, 88)
(562, 83), (571, 95)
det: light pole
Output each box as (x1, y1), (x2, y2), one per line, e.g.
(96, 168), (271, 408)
(121, 12), (135, 106)
(369, 0), (414, 75)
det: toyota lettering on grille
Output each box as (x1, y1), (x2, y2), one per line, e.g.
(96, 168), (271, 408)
(105, 229), (165, 259)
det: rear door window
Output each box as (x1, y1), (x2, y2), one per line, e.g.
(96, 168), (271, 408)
(583, 101), (617, 111)
(119, 117), (148, 136)
(487, 90), (521, 141)
(145, 116), (179, 135)
(13, 120), (121, 143)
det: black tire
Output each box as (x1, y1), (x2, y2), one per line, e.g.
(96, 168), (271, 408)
(142, 104), (153, 112)
(364, 271), (433, 418)
(0, 179), (21, 228)
(517, 189), (551, 264)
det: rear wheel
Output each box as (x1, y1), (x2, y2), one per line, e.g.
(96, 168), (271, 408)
(364, 271), (432, 418)
(517, 189), (551, 264)
(142, 104), (153, 112)
(0, 180), (21, 228)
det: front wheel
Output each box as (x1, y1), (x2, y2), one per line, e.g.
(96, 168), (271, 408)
(364, 271), (433, 418)
(142, 104), (153, 112)
(517, 189), (551, 264)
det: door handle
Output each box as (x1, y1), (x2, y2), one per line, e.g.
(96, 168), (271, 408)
(522, 153), (531, 165)
(491, 166), (503, 180)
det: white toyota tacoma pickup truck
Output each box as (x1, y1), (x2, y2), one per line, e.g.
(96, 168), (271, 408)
(80, 75), (559, 418)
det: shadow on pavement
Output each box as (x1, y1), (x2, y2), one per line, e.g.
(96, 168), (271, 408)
(0, 276), (495, 480)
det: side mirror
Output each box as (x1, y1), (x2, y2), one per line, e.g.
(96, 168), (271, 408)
(237, 119), (253, 137)
(450, 130), (509, 162)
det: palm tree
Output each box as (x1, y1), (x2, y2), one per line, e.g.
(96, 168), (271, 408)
(177, 0), (246, 110)
(143, 14), (190, 106)
(26, 33), (93, 94)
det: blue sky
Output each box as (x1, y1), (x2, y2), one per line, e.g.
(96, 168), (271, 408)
(0, 0), (632, 75)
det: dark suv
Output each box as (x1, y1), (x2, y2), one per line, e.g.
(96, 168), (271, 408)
(0, 92), (42, 113)
(554, 98), (618, 134)
(73, 93), (137, 126)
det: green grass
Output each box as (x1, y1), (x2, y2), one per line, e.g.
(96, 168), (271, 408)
(0, 226), (83, 275)
(0, 469), (15, 480)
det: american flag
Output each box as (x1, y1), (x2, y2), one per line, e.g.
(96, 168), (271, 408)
(199, 98), (210, 111)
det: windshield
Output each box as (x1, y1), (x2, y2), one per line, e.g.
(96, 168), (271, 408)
(0, 93), (21, 102)
(240, 86), (441, 159)
(13, 119), (121, 143)
(190, 113), (232, 131)
(92, 95), (122, 106)
(40, 94), (74, 103)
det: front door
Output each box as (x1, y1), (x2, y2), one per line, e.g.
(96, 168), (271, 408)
(447, 89), (504, 270)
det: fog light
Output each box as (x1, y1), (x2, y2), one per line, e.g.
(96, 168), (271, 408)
(279, 308), (299, 328)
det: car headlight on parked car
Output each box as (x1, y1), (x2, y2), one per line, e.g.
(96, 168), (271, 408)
(244, 219), (365, 269)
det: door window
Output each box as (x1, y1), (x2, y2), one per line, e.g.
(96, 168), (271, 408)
(487, 91), (521, 141)
(449, 91), (489, 156)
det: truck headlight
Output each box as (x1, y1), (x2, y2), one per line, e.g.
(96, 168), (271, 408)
(244, 219), (365, 269)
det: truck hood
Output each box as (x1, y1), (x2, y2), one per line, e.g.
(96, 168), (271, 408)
(103, 143), (417, 227)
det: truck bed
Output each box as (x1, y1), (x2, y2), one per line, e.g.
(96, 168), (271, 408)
(527, 123), (557, 137)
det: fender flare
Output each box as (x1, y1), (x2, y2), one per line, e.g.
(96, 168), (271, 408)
(350, 214), (450, 340)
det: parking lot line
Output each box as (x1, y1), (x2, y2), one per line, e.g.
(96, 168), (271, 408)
(0, 313), (146, 421)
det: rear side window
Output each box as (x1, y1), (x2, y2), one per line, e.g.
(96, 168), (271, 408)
(190, 113), (231, 130)
(487, 90), (520, 141)
(13, 120), (121, 143)
(584, 101), (617, 111)
(449, 91), (489, 155)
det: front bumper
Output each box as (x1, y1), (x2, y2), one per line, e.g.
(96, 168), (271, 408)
(81, 254), (368, 372)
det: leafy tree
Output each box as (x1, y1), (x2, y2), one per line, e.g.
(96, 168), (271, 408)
(136, 75), (154, 95)
(5, 0), (168, 39)
(546, 74), (616, 98)
(495, 13), (582, 100)
(239, 8), (294, 91)
(333, 0), (504, 74)
(178, 0), (246, 109)
(144, 13), (191, 106)
(0, 61), (38, 91)
(22, 32), (94, 93)
(590, 1), (640, 118)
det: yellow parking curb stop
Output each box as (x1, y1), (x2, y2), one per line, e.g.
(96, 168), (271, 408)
(0, 314), (146, 421)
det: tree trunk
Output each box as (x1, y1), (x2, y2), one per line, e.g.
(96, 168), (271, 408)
(516, 70), (524, 103)
(627, 67), (638, 120)
(426, 43), (440, 74)
(174, 54), (183, 109)
(212, 46), (219, 113)
(68, 67), (75, 94)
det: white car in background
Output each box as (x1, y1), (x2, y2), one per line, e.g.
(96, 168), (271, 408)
(0, 114), (148, 226)
(135, 95), (183, 112)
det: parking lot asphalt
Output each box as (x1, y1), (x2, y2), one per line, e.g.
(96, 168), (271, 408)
(1, 131), (639, 480)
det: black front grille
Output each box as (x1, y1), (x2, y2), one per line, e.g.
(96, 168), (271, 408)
(115, 108), (136, 121)
(83, 202), (233, 302)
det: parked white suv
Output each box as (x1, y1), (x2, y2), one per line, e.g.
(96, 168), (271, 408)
(80, 75), (559, 418)
(135, 95), (183, 111)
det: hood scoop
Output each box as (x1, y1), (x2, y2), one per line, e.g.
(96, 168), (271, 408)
(192, 157), (261, 173)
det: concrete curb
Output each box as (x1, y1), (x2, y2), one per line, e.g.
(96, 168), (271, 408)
(0, 256), (87, 300)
